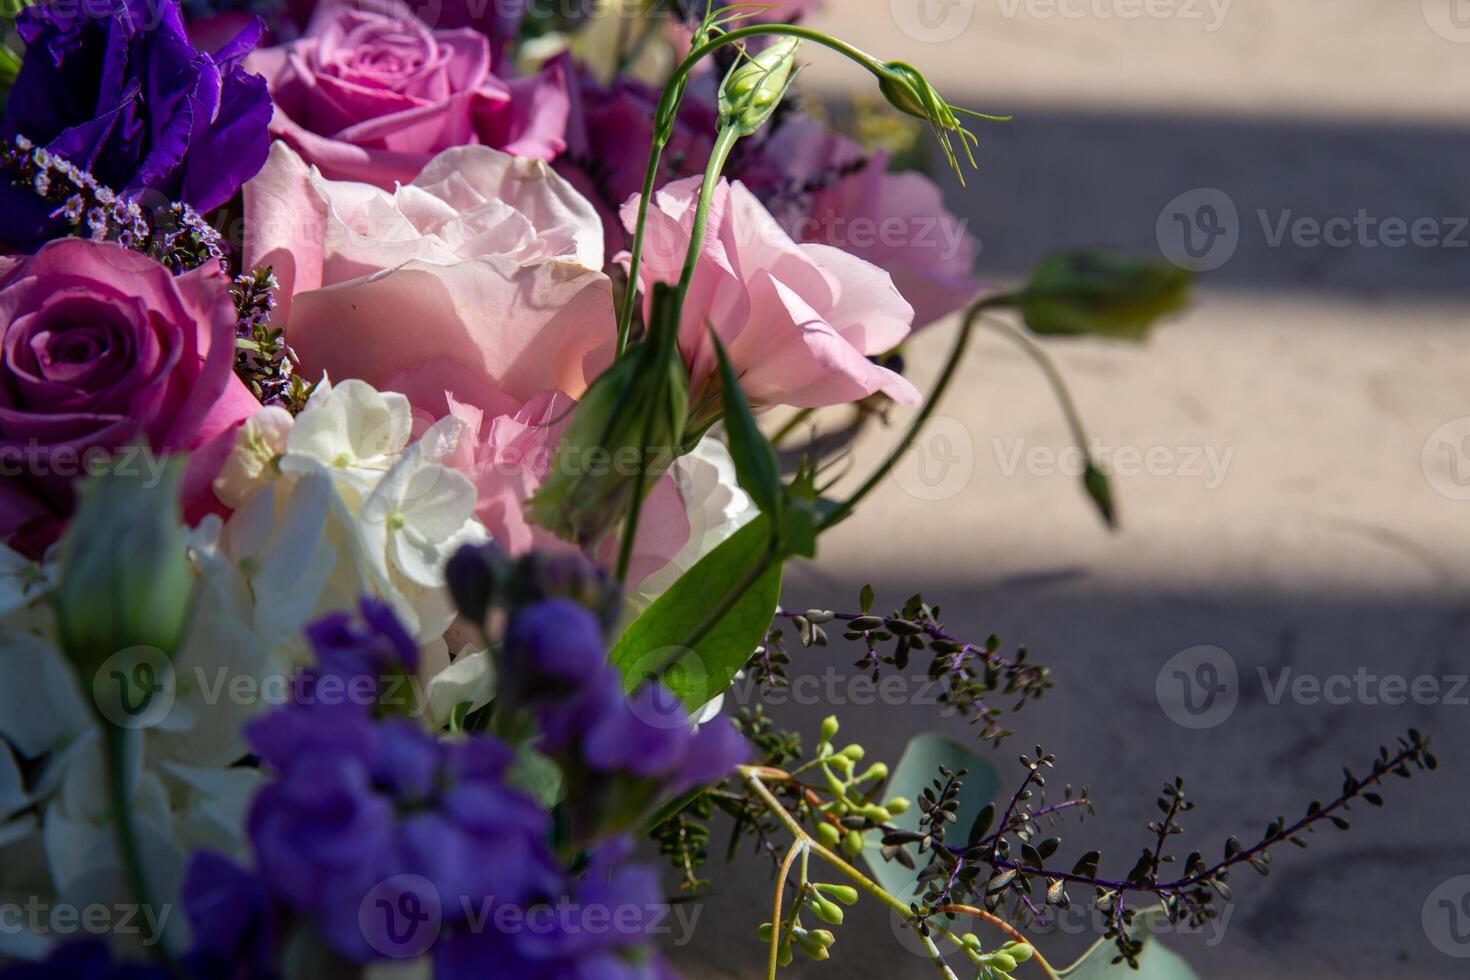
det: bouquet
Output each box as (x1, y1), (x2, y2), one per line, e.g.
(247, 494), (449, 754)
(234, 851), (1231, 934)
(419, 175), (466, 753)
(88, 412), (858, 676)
(0, 1), (1435, 977)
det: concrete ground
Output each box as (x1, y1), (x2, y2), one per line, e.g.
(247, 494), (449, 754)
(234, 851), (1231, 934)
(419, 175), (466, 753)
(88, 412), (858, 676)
(675, 1), (1470, 977)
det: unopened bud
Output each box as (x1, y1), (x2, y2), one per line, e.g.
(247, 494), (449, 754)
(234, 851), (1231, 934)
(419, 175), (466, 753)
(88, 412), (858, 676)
(718, 37), (802, 137)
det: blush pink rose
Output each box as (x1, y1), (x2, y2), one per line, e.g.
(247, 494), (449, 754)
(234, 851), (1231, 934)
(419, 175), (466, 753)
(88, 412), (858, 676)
(622, 176), (920, 409)
(244, 139), (614, 402)
(247, 0), (570, 188)
(245, 141), (687, 586)
(0, 240), (260, 554)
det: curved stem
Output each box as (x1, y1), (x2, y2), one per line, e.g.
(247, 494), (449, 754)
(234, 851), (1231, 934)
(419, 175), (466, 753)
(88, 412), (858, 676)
(978, 317), (1093, 453)
(819, 297), (999, 533)
(767, 839), (807, 979)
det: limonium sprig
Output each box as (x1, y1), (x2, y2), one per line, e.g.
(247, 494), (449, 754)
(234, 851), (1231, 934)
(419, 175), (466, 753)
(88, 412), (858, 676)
(1, 135), (225, 271)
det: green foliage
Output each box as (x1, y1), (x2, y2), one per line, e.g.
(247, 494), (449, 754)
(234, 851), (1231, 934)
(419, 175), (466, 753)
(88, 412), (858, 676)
(610, 516), (782, 710)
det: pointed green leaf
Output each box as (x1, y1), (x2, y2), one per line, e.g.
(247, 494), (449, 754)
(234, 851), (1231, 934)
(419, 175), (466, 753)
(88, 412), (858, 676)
(610, 517), (782, 710)
(709, 328), (783, 532)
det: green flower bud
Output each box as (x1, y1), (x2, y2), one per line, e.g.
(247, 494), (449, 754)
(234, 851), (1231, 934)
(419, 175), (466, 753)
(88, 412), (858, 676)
(527, 283), (688, 553)
(859, 804), (892, 824)
(54, 458), (192, 711)
(858, 762), (889, 783)
(961, 933), (983, 951)
(757, 922), (775, 942)
(718, 37), (802, 137)
(826, 755), (854, 779)
(1005, 250), (1194, 341)
(777, 937), (794, 967)
(988, 953), (1017, 973)
(886, 796), (911, 816)
(809, 895), (844, 925)
(807, 929), (836, 948)
(814, 823), (842, 849)
(795, 929), (831, 961)
(815, 883), (859, 906)
(840, 744), (865, 761)
(819, 715), (840, 742)
(842, 829), (864, 858)
(1005, 943), (1034, 963)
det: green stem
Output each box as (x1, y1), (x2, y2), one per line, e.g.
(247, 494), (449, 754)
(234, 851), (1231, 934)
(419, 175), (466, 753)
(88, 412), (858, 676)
(614, 126), (741, 583)
(617, 24), (889, 354)
(741, 767), (963, 979)
(105, 727), (176, 965)
(819, 296), (999, 533)
(979, 316), (1093, 453)
(767, 839), (807, 979)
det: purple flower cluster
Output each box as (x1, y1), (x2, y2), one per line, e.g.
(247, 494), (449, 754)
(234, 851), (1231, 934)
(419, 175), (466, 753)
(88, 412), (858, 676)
(162, 597), (693, 977)
(2, 0), (271, 248)
(505, 599), (751, 840)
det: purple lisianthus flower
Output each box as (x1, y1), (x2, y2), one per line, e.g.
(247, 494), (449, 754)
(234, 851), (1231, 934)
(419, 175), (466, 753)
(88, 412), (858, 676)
(1, 0), (271, 248)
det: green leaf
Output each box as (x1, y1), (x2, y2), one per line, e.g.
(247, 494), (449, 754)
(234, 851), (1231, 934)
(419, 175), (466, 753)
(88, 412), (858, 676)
(860, 734), (999, 900)
(709, 328), (783, 529)
(1010, 251), (1193, 341)
(507, 745), (563, 810)
(610, 516), (782, 710)
(1056, 911), (1201, 979)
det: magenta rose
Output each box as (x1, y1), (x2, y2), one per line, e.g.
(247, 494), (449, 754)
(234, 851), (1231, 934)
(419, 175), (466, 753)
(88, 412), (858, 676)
(248, 0), (570, 188)
(0, 240), (260, 555)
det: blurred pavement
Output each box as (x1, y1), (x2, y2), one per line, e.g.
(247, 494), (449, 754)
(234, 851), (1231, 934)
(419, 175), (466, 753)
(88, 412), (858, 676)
(676, 1), (1470, 977)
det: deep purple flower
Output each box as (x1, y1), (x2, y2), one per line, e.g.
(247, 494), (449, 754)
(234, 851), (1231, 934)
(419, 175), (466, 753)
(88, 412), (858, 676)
(503, 598), (614, 702)
(0, 942), (170, 979)
(1, 0), (271, 247)
(292, 597), (421, 714)
(245, 712), (562, 961)
(180, 852), (279, 979)
(511, 600), (751, 838)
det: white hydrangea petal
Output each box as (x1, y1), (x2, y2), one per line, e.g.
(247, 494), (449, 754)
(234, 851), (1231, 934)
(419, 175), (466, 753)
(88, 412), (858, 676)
(425, 649), (496, 729)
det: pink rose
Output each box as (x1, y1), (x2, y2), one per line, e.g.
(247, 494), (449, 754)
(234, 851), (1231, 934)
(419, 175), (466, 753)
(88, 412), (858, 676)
(248, 0), (570, 188)
(622, 176), (921, 409)
(0, 240), (260, 554)
(245, 139), (613, 402)
(768, 120), (979, 329)
(246, 140), (687, 586)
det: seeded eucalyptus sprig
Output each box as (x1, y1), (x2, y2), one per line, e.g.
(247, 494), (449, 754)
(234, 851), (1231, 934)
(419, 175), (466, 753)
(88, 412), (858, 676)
(879, 730), (1436, 967)
(766, 587), (1052, 744)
